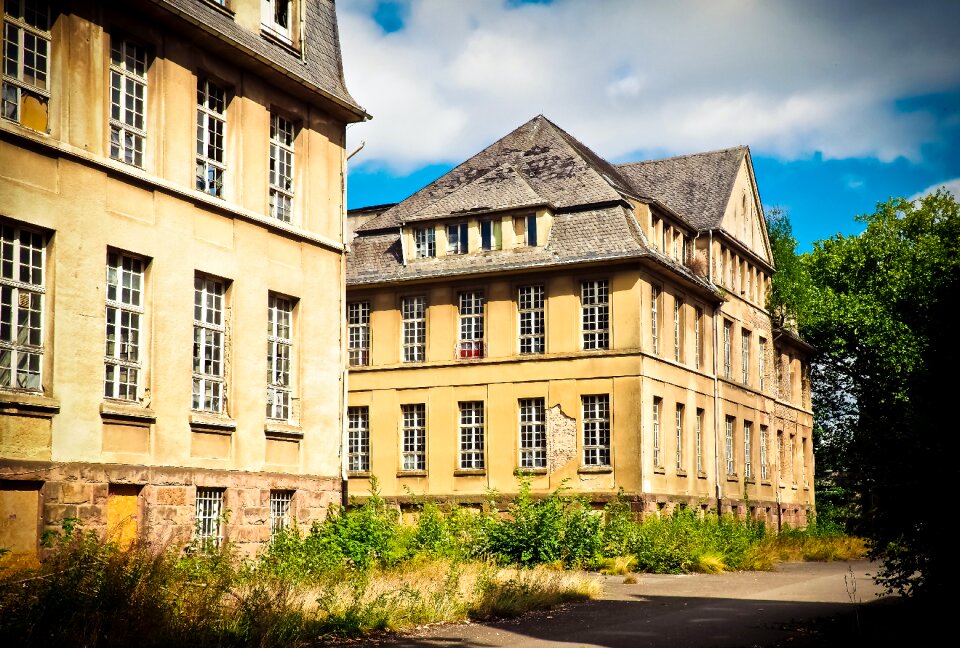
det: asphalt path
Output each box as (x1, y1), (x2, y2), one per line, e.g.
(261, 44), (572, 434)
(353, 560), (927, 648)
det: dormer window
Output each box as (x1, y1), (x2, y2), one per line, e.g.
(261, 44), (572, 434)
(447, 223), (467, 254)
(262, 0), (293, 43)
(414, 227), (435, 258)
(480, 219), (501, 251)
(515, 214), (537, 246)
(526, 215), (538, 246)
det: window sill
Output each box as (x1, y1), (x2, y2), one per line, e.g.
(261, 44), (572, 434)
(347, 471), (371, 479)
(515, 467), (548, 476)
(725, 473), (739, 482)
(653, 467), (665, 475)
(745, 477), (756, 485)
(676, 469), (687, 478)
(397, 470), (427, 477)
(579, 465), (613, 474)
(264, 422), (303, 440)
(190, 413), (236, 434)
(100, 400), (156, 424)
(0, 390), (60, 417)
(454, 469), (486, 477)
(761, 480), (772, 486)
(697, 470), (708, 480)
(260, 26), (300, 56)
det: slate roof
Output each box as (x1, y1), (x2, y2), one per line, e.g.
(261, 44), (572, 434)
(153, 0), (365, 118)
(356, 115), (639, 233)
(616, 147), (746, 230)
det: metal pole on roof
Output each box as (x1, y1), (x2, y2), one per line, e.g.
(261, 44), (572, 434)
(347, 141), (366, 160)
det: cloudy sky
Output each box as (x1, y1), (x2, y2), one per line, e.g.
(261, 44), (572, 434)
(337, 0), (960, 251)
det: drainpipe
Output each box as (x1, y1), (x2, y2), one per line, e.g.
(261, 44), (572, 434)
(340, 140), (351, 508)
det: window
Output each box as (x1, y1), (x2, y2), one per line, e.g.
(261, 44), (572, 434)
(759, 337), (766, 391)
(651, 215), (660, 250)
(261, 0), (293, 42)
(741, 329), (750, 385)
(458, 401), (484, 469)
(723, 320), (732, 379)
(652, 396), (662, 468)
(743, 421), (753, 480)
(401, 403), (426, 471)
(696, 408), (704, 473)
(519, 397), (546, 468)
(0, 224), (44, 390)
(760, 426), (769, 481)
(269, 490), (292, 537)
(109, 37), (148, 167)
(651, 285), (660, 354)
(1, 0), (50, 128)
(581, 279), (609, 350)
(347, 302), (370, 367)
(401, 296), (426, 362)
(725, 416), (735, 476)
(447, 223), (468, 254)
(104, 251), (144, 401)
(582, 394), (610, 466)
(789, 433), (796, 484)
(269, 113), (295, 222)
(480, 218), (501, 250)
(672, 229), (679, 260)
(775, 351), (783, 397)
(413, 227), (435, 258)
(787, 354), (794, 400)
(518, 285), (544, 354)
(193, 276), (226, 413)
(526, 215), (538, 246)
(675, 404), (684, 471)
(458, 291), (484, 358)
(776, 430), (784, 484)
(347, 406), (369, 472)
(674, 297), (683, 362)
(196, 79), (226, 197)
(195, 487), (224, 547)
(745, 263), (752, 299)
(695, 306), (703, 370)
(802, 437), (809, 486)
(266, 294), (293, 420)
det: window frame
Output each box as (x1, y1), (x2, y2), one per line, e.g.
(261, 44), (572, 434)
(518, 397), (546, 469)
(1, 0), (51, 127)
(725, 416), (735, 476)
(347, 406), (370, 473)
(104, 250), (146, 402)
(582, 394), (611, 467)
(347, 301), (370, 367)
(652, 396), (662, 468)
(269, 489), (292, 537)
(673, 296), (683, 362)
(195, 486), (224, 547)
(261, 0), (294, 44)
(480, 218), (501, 251)
(196, 78), (227, 197)
(651, 284), (661, 354)
(400, 403), (426, 471)
(696, 408), (704, 473)
(760, 425), (769, 481)
(741, 329), (750, 385)
(743, 421), (753, 480)
(108, 35), (149, 168)
(581, 279), (609, 350)
(675, 403), (684, 472)
(722, 319), (732, 379)
(401, 295), (426, 362)
(446, 222), (468, 255)
(458, 400), (485, 470)
(518, 284), (545, 355)
(268, 112), (295, 223)
(457, 290), (485, 359)
(192, 274), (227, 414)
(413, 226), (436, 258)
(0, 223), (45, 391)
(266, 293), (294, 421)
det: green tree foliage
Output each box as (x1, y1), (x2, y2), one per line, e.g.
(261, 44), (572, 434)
(778, 190), (960, 597)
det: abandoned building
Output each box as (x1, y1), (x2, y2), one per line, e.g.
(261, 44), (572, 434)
(344, 115), (815, 526)
(0, 0), (367, 563)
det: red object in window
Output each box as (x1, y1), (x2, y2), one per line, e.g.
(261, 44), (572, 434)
(458, 343), (483, 358)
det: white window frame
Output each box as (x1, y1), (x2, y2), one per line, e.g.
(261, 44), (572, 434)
(1, 0), (50, 126)
(104, 251), (145, 401)
(651, 285), (660, 354)
(723, 320), (732, 379)
(266, 294), (293, 420)
(0, 223), (44, 391)
(518, 284), (544, 354)
(480, 218), (501, 250)
(195, 487), (224, 547)
(696, 408), (704, 473)
(760, 425), (769, 481)
(196, 78), (226, 197)
(401, 403), (426, 471)
(413, 227), (435, 258)
(695, 305), (703, 370)
(269, 489), (292, 537)
(674, 297), (683, 362)
(269, 113), (295, 222)
(458, 401), (485, 469)
(109, 36), (148, 167)
(582, 394), (610, 466)
(675, 403), (684, 472)
(447, 222), (468, 254)
(741, 329), (750, 385)
(261, 0), (293, 43)
(401, 296), (425, 362)
(347, 301), (370, 367)
(743, 421), (753, 480)
(652, 396), (662, 468)
(192, 275), (226, 414)
(347, 406), (370, 472)
(581, 279), (609, 350)
(457, 291), (484, 358)
(519, 397), (546, 469)
(725, 416), (735, 476)
(759, 337), (766, 391)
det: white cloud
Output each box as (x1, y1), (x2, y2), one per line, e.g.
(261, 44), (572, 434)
(337, 0), (960, 172)
(910, 178), (960, 201)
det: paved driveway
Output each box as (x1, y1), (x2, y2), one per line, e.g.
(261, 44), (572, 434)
(362, 560), (910, 647)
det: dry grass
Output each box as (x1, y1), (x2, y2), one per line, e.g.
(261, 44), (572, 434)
(771, 535), (868, 563)
(599, 556), (637, 576)
(692, 552), (728, 574)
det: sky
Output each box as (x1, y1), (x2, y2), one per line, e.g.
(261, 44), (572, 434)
(337, 0), (960, 252)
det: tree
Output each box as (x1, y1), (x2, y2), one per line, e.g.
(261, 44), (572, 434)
(792, 190), (960, 597)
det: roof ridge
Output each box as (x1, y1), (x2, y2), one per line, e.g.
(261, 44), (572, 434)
(618, 145), (747, 167)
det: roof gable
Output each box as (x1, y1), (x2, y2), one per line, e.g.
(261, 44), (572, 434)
(356, 115), (632, 232)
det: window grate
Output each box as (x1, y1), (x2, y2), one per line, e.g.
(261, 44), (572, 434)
(195, 487), (224, 547)
(270, 490), (292, 536)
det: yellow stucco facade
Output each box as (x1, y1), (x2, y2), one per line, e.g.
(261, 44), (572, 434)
(345, 123), (814, 527)
(0, 0), (367, 561)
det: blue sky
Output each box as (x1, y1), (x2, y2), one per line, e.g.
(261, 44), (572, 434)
(338, 0), (960, 252)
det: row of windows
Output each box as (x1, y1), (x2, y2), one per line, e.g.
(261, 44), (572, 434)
(412, 214), (539, 260)
(346, 395), (611, 473)
(348, 397), (809, 487)
(0, 223), (297, 421)
(2, 2), (301, 223)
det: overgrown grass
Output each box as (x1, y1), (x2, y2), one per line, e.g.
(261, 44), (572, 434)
(0, 480), (865, 646)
